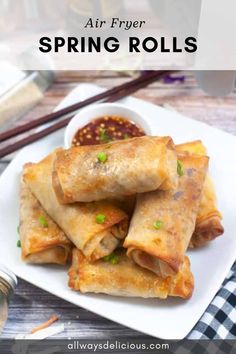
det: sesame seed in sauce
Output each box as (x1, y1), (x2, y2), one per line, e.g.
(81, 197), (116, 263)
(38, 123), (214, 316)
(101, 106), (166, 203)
(71, 116), (145, 147)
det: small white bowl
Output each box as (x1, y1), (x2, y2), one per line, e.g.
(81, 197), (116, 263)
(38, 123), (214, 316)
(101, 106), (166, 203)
(64, 103), (151, 148)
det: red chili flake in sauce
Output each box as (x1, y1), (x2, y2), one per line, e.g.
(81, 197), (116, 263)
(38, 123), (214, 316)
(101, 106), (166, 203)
(72, 116), (146, 146)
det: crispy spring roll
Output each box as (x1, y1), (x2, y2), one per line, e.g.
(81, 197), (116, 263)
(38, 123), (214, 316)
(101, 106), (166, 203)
(52, 136), (178, 203)
(109, 195), (137, 217)
(23, 151), (129, 262)
(124, 153), (208, 277)
(176, 140), (224, 248)
(19, 178), (72, 265)
(68, 248), (194, 299)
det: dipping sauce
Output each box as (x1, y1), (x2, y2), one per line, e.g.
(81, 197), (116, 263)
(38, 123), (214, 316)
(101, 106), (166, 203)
(72, 116), (146, 146)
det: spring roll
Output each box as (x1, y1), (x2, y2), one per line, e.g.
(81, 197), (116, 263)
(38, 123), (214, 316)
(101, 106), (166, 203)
(19, 178), (72, 265)
(124, 153), (208, 277)
(176, 140), (224, 248)
(52, 136), (178, 203)
(108, 195), (137, 217)
(23, 151), (129, 262)
(68, 248), (194, 299)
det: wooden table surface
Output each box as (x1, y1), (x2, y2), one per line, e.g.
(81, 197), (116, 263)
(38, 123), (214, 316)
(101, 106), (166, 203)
(1, 71), (235, 339)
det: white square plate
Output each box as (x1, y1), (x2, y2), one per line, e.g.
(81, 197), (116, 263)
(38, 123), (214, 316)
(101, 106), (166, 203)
(0, 84), (235, 340)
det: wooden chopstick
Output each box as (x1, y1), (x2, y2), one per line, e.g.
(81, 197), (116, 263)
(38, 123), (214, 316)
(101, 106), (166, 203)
(0, 71), (170, 158)
(0, 71), (161, 143)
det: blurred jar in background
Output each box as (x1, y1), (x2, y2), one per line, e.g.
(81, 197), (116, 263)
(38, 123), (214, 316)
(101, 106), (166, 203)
(0, 0), (18, 36)
(0, 0), (66, 35)
(0, 266), (17, 333)
(17, 0), (66, 31)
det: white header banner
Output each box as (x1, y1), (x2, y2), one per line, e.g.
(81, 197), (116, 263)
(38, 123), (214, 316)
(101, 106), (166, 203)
(0, 0), (235, 70)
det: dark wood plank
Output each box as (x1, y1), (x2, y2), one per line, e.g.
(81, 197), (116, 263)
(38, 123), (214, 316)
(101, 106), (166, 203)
(2, 278), (144, 339)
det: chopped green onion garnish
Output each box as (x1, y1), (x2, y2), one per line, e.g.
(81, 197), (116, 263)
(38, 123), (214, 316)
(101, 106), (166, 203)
(103, 252), (119, 264)
(177, 160), (185, 177)
(96, 214), (106, 224)
(17, 240), (21, 248)
(99, 128), (111, 143)
(39, 215), (48, 228)
(17, 225), (20, 234)
(97, 151), (107, 163)
(153, 220), (163, 230)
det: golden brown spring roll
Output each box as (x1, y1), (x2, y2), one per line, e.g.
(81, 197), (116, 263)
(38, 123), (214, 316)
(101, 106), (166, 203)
(52, 136), (178, 203)
(124, 153), (208, 277)
(19, 178), (72, 265)
(176, 140), (224, 248)
(109, 195), (137, 217)
(68, 248), (194, 299)
(23, 151), (129, 262)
